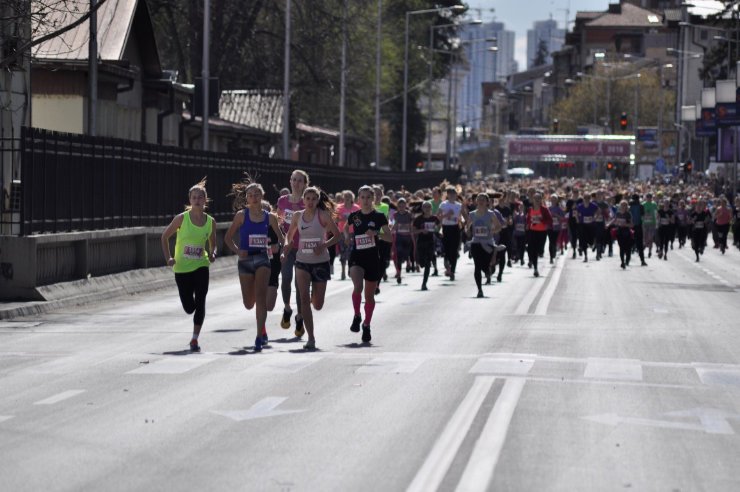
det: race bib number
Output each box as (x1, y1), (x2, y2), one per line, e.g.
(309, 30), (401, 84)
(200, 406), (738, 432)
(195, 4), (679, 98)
(694, 221), (704, 229)
(660, 218), (669, 226)
(248, 234), (268, 249)
(474, 226), (489, 238)
(583, 216), (594, 224)
(532, 216), (541, 224)
(283, 209), (294, 224)
(595, 216), (604, 222)
(552, 217), (560, 226)
(355, 234), (375, 250)
(300, 238), (321, 254)
(615, 218), (626, 227)
(424, 222), (436, 232)
(183, 245), (204, 260)
(515, 223), (525, 232)
(396, 223), (411, 234)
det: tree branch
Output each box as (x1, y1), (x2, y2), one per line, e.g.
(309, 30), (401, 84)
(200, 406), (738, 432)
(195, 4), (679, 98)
(0, 0), (110, 70)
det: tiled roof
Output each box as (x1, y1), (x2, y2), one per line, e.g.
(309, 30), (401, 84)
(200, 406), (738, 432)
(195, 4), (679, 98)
(663, 8), (682, 22)
(218, 90), (284, 135)
(576, 11), (604, 20)
(32, 0), (138, 61)
(586, 3), (664, 28)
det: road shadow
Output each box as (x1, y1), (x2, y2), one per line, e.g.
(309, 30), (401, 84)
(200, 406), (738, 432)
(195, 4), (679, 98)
(212, 329), (245, 333)
(336, 342), (374, 349)
(162, 349), (193, 356)
(271, 337), (303, 344)
(288, 347), (324, 354)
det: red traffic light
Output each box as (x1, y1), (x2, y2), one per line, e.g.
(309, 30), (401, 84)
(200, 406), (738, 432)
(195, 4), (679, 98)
(607, 162), (614, 171)
(619, 112), (628, 130)
(685, 160), (693, 173)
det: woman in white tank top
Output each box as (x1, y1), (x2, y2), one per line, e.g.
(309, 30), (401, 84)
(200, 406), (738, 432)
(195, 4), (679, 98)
(285, 187), (341, 350)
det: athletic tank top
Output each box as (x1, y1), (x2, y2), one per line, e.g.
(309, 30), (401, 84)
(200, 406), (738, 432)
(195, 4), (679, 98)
(296, 210), (329, 264)
(529, 208), (548, 232)
(469, 210), (494, 244)
(240, 210), (270, 255)
(277, 195), (304, 248)
(394, 211), (413, 236)
(173, 211), (213, 273)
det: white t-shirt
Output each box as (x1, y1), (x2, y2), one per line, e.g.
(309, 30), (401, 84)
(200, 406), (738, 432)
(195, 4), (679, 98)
(438, 201), (462, 226)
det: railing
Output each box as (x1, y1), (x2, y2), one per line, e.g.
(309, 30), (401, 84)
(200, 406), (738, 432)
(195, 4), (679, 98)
(0, 127), (21, 235)
(14, 127), (459, 236)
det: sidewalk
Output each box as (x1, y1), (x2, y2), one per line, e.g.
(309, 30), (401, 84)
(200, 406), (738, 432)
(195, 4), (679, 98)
(0, 257), (235, 320)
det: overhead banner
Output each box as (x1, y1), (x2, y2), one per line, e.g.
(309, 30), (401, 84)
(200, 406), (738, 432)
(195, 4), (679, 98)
(507, 140), (631, 159)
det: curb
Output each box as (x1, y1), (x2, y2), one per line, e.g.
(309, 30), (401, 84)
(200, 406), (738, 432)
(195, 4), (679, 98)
(0, 258), (236, 321)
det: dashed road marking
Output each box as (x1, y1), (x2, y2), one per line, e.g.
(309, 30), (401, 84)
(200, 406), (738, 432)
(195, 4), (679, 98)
(584, 358), (643, 381)
(33, 389), (86, 405)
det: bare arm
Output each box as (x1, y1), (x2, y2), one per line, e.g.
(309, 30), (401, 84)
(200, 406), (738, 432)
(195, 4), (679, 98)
(160, 214), (184, 267)
(208, 218), (218, 262)
(225, 211), (245, 257)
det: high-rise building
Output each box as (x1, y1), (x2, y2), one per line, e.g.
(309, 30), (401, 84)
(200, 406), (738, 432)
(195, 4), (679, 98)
(456, 21), (516, 131)
(527, 19), (565, 69)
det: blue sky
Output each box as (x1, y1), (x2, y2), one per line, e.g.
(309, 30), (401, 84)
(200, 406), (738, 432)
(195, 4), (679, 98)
(465, 0), (612, 68)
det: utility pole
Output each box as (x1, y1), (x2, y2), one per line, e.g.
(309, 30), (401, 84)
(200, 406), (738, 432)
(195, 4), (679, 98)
(88, 0), (97, 136)
(202, 0), (210, 150)
(338, 0), (347, 167)
(282, 0), (291, 160)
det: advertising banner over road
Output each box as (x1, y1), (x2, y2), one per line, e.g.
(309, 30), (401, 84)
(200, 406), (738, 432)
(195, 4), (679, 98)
(507, 140), (632, 159)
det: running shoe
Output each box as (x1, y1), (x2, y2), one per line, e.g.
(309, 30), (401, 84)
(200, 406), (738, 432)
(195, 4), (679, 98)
(497, 272), (502, 283)
(620, 263), (625, 269)
(534, 270), (540, 278)
(280, 308), (292, 329)
(254, 336), (263, 353)
(450, 272), (455, 281)
(396, 275), (402, 285)
(294, 315), (305, 338)
(477, 289), (484, 298)
(350, 314), (362, 332)
(303, 339), (316, 351)
(432, 269), (439, 277)
(421, 284), (428, 291)
(361, 324), (372, 343)
(495, 244), (507, 252)
(189, 339), (200, 352)
(375, 286), (381, 295)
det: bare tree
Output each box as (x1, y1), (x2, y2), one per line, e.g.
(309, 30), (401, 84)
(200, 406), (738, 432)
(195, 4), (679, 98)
(1, 0), (109, 70)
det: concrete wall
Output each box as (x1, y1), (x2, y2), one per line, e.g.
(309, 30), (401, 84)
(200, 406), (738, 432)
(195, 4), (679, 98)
(0, 223), (234, 301)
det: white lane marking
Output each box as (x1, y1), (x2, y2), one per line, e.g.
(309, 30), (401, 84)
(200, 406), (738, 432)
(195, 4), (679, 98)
(127, 357), (216, 374)
(406, 376), (496, 492)
(534, 255), (566, 315)
(694, 365), (740, 387)
(0, 416), (14, 423)
(455, 377), (526, 492)
(513, 277), (544, 315)
(19, 353), (108, 375)
(249, 355), (322, 374)
(357, 354), (427, 374)
(676, 250), (735, 289)
(470, 357), (534, 375)
(211, 397), (305, 421)
(584, 358), (643, 381)
(33, 389), (86, 405)
(583, 408), (739, 435)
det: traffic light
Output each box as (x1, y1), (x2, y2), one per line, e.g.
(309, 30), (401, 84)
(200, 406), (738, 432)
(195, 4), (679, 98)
(552, 118), (559, 133)
(607, 161), (614, 171)
(685, 159), (693, 173)
(416, 161), (424, 171)
(619, 112), (628, 130)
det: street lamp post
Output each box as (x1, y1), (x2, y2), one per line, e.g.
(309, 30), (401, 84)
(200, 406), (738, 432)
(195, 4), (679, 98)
(402, 5), (464, 172)
(282, 0), (291, 159)
(427, 19), (482, 171)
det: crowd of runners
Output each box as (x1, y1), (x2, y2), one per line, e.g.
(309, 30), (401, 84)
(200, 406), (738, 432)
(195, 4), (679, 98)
(160, 170), (740, 353)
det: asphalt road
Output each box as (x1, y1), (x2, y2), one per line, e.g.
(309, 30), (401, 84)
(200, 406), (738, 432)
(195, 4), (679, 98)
(1, 243), (739, 491)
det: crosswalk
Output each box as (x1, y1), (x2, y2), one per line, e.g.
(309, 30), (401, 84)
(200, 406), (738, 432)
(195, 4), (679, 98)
(2, 349), (739, 388)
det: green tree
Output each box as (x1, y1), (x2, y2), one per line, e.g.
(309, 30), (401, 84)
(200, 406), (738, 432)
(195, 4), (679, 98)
(148, 0), (464, 169)
(551, 67), (675, 134)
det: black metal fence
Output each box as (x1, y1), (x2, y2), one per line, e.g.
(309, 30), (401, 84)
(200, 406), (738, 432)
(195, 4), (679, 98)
(13, 127), (459, 236)
(0, 127), (22, 235)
